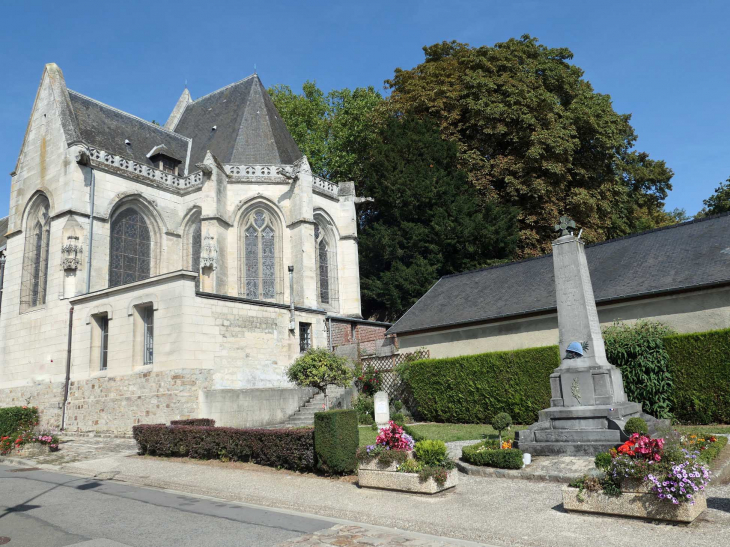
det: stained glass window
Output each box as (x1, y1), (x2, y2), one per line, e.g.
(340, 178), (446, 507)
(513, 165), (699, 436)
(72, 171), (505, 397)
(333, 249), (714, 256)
(20, 195), (50, 312)
(314, 220), (335, 307)
(109, 208), (151, 288)
(243, 209), (277, 300)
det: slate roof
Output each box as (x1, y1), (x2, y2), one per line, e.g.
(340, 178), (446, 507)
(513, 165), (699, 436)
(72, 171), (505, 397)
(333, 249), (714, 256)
(173, 74), (302, 167)
(388, 213), (730, 335)
(68, 91), (190, 167)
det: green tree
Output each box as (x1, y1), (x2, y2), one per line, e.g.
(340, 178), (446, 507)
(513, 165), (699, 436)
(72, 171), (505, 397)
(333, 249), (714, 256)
(268, 82), (382, 182)
(286, 348), (353, 410)
(357, 116), (519, 320)
(383, 36), (674, 256)
(698, 177), (730, 217)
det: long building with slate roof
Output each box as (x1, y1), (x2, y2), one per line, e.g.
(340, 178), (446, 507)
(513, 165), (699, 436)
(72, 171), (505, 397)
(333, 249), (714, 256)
(390, 213), (730, 359)
(0, 64), (386, 434)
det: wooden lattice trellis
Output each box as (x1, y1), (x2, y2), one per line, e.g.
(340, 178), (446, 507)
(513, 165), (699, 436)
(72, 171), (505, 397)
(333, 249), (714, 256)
(359, 350), (429, 409)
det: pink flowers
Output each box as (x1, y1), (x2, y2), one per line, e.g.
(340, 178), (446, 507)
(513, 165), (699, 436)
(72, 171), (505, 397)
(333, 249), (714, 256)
(375, 421), (415, 451)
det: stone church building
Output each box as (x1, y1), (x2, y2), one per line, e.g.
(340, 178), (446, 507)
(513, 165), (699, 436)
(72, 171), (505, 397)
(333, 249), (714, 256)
(0, 64), (388, 433)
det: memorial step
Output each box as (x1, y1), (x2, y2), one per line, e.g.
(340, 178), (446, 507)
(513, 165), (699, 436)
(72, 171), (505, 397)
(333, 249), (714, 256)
(534, 429), (621, 443)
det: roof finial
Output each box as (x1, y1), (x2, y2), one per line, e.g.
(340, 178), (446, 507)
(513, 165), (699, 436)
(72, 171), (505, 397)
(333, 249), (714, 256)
(184, 78), (188, 88)
(254, 63), (257, 75)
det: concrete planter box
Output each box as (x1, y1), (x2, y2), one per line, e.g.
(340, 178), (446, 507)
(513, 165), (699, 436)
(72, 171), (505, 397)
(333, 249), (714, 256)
(562, 484), (707, 523)
(358, 458), (458, 494)
(12, 444), (52, 458)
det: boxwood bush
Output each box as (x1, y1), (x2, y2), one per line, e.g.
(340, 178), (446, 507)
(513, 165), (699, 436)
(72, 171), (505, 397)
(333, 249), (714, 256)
(462, 442), (523, 469)
(314, 409), (358, 474)
(397, 346), (560, 424)
(0, 406), (39, 438)
(133, 424), (315, 471)
(170, 418), (216, 427)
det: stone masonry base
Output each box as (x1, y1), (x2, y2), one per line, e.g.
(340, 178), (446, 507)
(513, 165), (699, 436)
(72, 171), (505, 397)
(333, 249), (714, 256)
(0, 369), (212, 435)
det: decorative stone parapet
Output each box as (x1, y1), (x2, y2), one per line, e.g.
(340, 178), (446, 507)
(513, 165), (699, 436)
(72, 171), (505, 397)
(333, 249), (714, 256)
(312, 175), (339, 198)
(562, 484), (707, 523)
(225, 164), (284, 179)
(88, 147), (203, 190)
(358, 458), (458, 494)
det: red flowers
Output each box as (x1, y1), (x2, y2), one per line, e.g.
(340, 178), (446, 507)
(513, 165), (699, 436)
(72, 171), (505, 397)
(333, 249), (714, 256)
(617, 433), (663, 462)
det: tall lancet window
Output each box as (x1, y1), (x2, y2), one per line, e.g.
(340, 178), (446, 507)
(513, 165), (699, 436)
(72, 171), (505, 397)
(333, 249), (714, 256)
(314, 219), (338, 309)
(20, 195), (51, 312)
(190, 221), (201, 289)
(243, 209), (277, 300)
(109, 208), (151, 288)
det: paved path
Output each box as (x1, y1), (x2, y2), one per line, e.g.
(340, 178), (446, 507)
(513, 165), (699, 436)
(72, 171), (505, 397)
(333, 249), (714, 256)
(0, 465), (477, 547)
(3, 436), (730, 546)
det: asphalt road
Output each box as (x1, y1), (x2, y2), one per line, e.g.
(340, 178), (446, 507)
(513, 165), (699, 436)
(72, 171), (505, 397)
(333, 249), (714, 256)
(0, 464), (335, 547)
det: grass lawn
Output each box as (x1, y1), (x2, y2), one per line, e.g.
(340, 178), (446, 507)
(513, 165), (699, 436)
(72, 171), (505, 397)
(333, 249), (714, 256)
(673, 425), (730, 436)
(358, 423), (528, 447)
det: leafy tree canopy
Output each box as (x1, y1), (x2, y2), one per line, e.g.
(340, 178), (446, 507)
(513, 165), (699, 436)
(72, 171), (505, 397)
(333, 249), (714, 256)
(383, 36), (674, 256)
(698, 177), (730, 217)
(357, 116), (519, 320)
(268, 82), (382, 182)
(286, 348), (353, 409)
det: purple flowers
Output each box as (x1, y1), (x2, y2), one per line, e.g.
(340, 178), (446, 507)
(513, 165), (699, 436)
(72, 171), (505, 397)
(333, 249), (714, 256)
(646, 456), (710, 505)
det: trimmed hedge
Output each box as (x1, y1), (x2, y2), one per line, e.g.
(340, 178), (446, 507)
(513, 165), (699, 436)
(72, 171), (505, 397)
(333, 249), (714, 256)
(314, 409), (358, 474)
(0, 406), (39, 438)
(132, 424), (315, 471)
(665, 328), (730, 424)
(398, 346), (560, 424)
(170, 418), (216, 427)
(462, 442), (524, 469)
(699, 435), (728, 465)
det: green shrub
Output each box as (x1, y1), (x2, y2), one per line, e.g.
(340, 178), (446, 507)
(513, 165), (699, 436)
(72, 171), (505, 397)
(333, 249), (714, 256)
(358, 414), (374, 425)
(624, 417), (648, 436)
(287, 349), (354, 410)
(492, 412), (512, 444)
(392, 400), (404, 412)
(603, 321), (675, 419)
(414, 440), (448, 466)
(353, 394), (374, 420)
(314, 409), (359, 475)
(664, 328), (730, 424)
(0, 406), (39, 438)
(391, 412), (405, 423)
(594, 452), (612, 472)
(461, 442), (523, 469)
(397, 346), (560, 424)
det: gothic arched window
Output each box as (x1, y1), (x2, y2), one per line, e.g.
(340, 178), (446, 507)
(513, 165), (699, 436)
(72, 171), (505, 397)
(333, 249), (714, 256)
(20, 195), (51, 311)
(314, 218), (338, 308)
(109, 208), (151, 288)
(243, 209), (277, 300)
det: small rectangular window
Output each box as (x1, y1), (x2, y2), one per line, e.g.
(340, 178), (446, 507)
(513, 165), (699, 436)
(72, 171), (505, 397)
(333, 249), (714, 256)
(299, 322), (311, 353)
(100, 315), (109, 371)
(143, 306), (154, 365)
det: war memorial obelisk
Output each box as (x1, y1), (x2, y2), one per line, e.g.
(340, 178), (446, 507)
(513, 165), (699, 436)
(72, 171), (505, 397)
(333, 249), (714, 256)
(515, 218), (666, 456)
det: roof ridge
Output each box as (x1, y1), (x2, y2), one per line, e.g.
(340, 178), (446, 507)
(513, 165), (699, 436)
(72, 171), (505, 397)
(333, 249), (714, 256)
(68, 90), (191, 142)
(190, 74), (257, 104)
(585, 210), (730, 249)
(439, 211), (730, 282)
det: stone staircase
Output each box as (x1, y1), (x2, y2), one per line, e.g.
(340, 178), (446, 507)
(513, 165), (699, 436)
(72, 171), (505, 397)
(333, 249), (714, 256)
(279, 386), (349, 427)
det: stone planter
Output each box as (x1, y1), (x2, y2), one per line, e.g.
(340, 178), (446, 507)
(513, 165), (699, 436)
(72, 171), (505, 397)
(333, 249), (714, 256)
(12, 443), (52, 458)
(562, 483), (707, 523)
(358, 458), (458, 494)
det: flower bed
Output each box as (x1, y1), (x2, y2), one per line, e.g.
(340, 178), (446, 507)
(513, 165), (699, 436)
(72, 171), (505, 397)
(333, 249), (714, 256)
(461, 439), (524, 469)
(356, 421), (458, 494)
(0, 406), (59, 456)
(563, 427), (726, 522)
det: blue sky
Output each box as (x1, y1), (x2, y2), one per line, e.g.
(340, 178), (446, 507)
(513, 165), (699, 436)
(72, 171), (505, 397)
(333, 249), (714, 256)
(1, 0), (728, 217)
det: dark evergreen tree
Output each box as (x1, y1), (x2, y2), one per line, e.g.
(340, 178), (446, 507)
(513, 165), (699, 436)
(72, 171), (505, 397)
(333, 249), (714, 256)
(358, 116), (519, 320)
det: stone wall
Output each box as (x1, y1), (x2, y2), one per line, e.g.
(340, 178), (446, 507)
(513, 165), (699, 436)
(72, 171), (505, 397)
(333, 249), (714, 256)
(330, 320), (391, 357)
(0, 368), (212, 434)
(199, 387), (317, 428)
